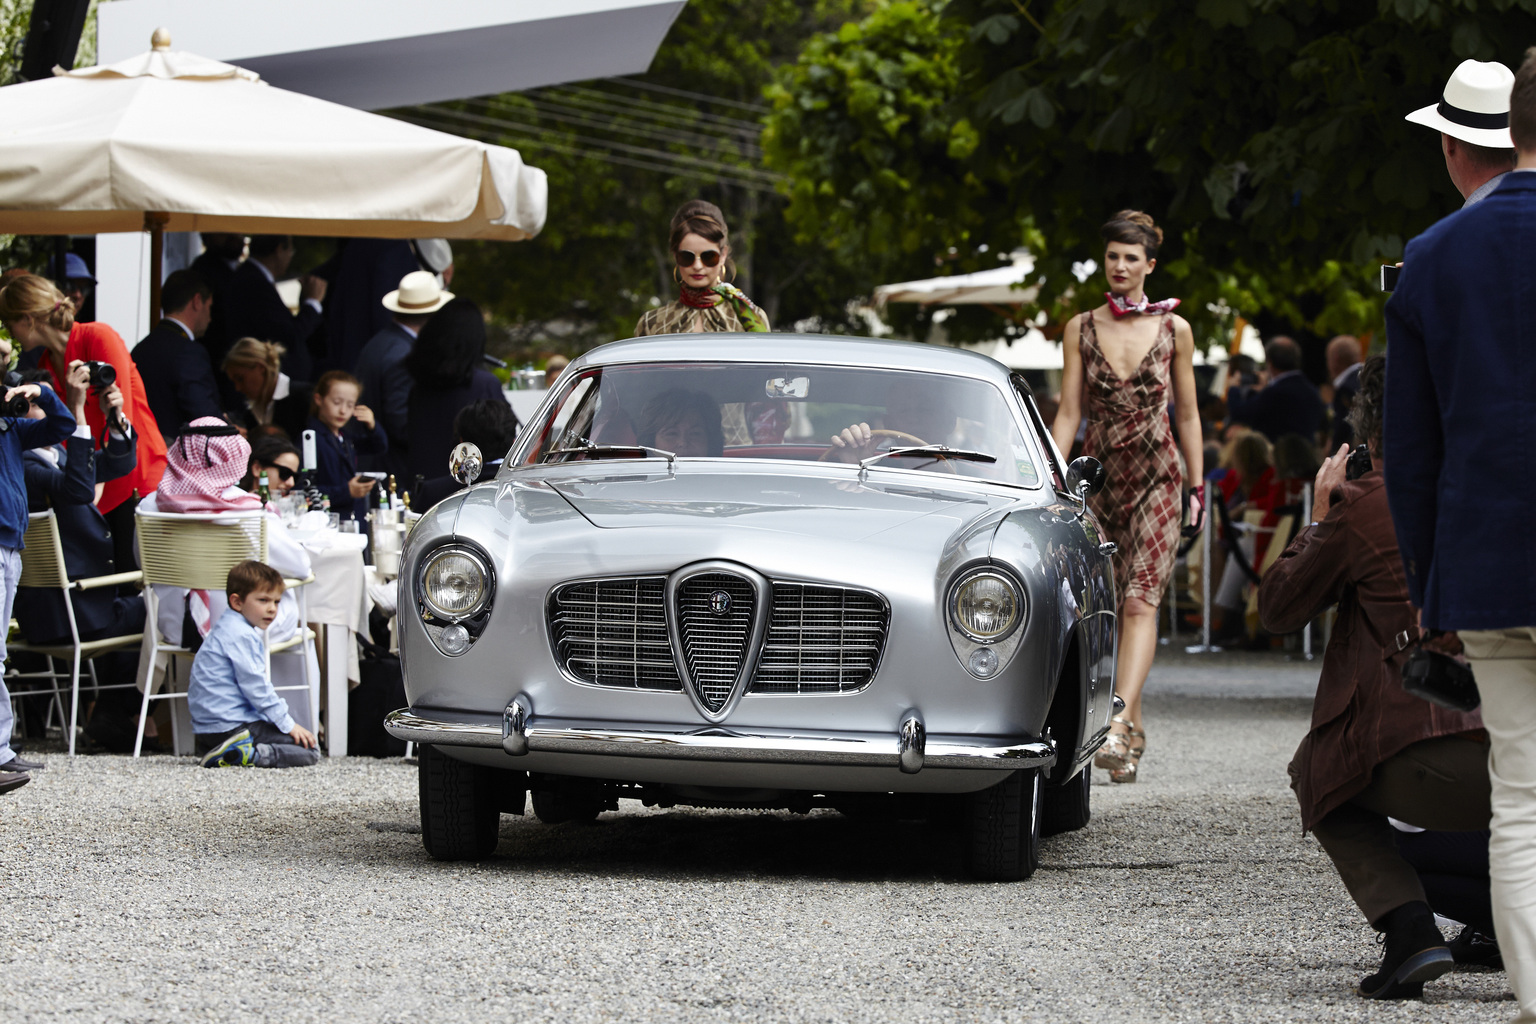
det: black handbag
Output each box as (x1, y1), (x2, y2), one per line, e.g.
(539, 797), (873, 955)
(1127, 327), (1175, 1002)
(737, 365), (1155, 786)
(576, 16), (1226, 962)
(348, 635), (408, 757)
(1398, 630), (1481, 712)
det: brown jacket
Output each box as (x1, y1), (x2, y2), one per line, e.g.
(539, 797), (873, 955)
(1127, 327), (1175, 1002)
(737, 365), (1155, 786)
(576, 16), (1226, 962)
(1257, 468), (1482, 831)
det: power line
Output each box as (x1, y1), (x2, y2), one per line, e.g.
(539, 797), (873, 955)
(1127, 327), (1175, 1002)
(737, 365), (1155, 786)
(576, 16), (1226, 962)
(528, 84), (766, 137)
(393, 112), (783, 193)
(455, 95), (763, 157)
(408, 104), (784, 184)
(609, 76), (772, 115)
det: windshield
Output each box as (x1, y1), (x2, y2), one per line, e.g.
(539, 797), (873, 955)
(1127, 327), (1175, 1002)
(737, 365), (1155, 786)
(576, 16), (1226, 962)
(516, 362), (1043, 488)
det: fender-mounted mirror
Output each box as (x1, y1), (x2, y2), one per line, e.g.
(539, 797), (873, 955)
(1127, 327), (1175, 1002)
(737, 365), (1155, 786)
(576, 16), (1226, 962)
(1065, 456), (1106, 500)
(449, 442), (484, 487)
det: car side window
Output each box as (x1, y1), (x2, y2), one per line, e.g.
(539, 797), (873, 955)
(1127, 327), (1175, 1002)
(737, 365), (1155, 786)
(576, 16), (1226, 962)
(1014, 378), (1065, 491)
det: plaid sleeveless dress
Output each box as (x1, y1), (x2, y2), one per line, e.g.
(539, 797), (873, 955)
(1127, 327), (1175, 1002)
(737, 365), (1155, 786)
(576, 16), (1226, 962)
(1079, 311), (1183, 608)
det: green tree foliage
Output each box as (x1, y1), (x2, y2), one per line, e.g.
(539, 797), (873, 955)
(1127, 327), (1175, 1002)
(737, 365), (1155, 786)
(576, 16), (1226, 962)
(394, 0), (874, 358)
(764, 0), (1536, 346)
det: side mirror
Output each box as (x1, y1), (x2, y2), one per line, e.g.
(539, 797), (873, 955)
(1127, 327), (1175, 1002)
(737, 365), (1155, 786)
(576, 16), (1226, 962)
(449, 442), (484, 487)
(1065, 456), (1106, 500)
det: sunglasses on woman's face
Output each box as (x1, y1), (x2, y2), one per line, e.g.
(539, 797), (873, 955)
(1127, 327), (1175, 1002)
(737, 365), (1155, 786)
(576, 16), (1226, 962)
(675, 249), (722, 269)
(268, 464), (295, 482)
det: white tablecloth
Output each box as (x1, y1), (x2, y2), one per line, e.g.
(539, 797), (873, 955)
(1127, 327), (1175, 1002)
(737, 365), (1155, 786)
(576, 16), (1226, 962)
(294, 530), (370, 686)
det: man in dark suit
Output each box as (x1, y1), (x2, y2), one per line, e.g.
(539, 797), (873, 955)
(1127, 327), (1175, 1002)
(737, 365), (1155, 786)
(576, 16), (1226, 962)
(189, 232), (243, 298)
(131, 270), (223, 441)
(412, 399), (517, 509)
(1326, 334), (1364, 451)
(1385, 47), (1536, 1022)
(1226, 336), (1326, 444)
(212, 235), (327, 380)
(354, 270), (450, 477)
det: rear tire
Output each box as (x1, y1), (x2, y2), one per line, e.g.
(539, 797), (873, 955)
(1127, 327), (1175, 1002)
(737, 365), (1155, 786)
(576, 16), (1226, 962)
(1041, 764), (1092, 837)
(964, 769), (1042, 881)
(419, 744), (501, 860)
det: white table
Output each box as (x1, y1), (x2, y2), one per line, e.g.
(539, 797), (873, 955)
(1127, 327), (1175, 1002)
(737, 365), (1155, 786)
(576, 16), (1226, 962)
(290, 529), (370, 757)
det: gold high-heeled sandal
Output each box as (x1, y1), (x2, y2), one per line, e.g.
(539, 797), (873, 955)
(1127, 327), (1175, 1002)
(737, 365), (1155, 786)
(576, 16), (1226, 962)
(1109, 723), (1146, 783)
(1094, 715), (1134, 770)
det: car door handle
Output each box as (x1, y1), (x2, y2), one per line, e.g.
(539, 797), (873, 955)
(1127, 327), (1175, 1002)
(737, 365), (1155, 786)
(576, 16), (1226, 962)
(1099, 542), (1117, 556)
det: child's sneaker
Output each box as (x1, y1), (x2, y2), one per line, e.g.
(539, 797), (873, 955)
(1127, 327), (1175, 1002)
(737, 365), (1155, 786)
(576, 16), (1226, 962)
(200, 729), (255, 768)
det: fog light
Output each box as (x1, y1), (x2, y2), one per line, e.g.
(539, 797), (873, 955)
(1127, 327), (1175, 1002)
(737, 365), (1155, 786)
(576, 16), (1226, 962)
(967, 648), (999, 678)
(438, 623), (471, 656)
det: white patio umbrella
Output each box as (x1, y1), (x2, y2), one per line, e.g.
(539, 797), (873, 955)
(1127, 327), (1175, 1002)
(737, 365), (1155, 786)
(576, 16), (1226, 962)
(0, 28), (548, 312)
(873, 252), (1040, 309)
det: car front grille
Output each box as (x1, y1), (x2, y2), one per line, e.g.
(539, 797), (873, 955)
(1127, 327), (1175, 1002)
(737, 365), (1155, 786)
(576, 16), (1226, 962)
(675, 572), (758, 714)
(548, 573), (888, 703)
(751, 584), (888, 694)
(548, 577), (681, 690)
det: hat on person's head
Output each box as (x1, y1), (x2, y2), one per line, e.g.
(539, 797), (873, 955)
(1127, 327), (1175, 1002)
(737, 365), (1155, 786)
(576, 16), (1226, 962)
(413, 238), (453, 274)
(382, 270), (453, 315)
(1406, 59), (1516, 149)
(63, 253), (95, 283)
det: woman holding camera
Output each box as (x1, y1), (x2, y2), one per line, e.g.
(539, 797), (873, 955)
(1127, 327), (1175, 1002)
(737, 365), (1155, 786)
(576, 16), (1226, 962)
(1051, 210), (1204, 783)
(0, 274), (168, 564)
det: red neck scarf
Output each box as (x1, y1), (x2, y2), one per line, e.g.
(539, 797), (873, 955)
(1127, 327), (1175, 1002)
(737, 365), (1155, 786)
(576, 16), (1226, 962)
(679, 285), (719, 310)
(1105, 292), (1180, 319)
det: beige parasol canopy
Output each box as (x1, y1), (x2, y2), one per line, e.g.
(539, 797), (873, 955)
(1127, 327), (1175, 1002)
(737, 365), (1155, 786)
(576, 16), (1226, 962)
(0, 30), (548, 241)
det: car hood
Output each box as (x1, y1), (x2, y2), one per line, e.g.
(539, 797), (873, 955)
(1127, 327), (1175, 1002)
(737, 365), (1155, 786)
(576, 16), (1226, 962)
(543, 464), (1028, 541)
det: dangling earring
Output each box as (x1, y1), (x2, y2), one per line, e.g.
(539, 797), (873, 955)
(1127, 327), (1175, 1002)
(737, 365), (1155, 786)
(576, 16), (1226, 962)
(673, 266), (681, 284)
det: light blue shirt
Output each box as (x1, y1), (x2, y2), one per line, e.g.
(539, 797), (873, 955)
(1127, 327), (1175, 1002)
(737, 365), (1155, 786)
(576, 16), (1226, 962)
(187, 609), (293, 735)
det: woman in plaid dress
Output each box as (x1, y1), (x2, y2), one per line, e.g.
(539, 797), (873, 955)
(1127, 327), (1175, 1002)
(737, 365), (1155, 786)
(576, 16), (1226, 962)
(1051, 211), (1205, 782)
(635, 200), (770, 337)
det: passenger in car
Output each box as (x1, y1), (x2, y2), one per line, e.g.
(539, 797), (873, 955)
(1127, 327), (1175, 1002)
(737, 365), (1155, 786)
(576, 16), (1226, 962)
(637, 389), (723, 457)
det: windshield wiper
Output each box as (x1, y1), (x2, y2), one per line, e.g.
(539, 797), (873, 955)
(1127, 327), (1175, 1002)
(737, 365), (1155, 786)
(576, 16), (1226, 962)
(857, 445), (996, 480)
(543, 437), (676, 464)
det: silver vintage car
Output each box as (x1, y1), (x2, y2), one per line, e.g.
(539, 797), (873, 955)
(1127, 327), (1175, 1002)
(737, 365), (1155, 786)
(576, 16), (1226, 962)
(386, 334), (1119, 880)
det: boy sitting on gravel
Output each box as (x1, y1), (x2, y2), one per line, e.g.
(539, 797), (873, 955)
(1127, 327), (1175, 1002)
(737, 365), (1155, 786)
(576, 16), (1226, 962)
(190, 561), (320, 769)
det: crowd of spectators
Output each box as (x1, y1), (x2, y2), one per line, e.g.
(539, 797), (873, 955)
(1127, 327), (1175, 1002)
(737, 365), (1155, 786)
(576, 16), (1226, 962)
(0, 234), (529, 781)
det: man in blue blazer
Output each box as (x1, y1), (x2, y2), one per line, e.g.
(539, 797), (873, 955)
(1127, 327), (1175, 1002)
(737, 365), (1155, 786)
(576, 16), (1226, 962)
(1385, 48), (1536, 1022)
(131, 269), (224, 441)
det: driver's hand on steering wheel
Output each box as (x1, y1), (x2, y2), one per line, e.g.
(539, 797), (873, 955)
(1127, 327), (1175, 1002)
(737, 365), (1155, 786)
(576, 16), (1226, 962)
(827, 421), (876, 462)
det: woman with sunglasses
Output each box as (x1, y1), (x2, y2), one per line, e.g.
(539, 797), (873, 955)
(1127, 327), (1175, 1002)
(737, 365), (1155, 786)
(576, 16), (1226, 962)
(635, 200), (769, 336)
(244, 434), (301, 497)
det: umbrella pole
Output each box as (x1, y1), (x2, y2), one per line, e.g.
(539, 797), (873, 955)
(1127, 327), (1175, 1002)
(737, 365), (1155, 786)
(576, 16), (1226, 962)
(144, 212), (169, 321)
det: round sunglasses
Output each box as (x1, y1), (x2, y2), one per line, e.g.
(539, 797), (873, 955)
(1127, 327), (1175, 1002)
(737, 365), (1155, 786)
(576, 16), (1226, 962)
(674, 248), (722, 269)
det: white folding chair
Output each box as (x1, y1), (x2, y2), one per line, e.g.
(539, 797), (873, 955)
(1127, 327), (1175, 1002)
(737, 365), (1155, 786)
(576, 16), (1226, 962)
(134, 510), (317, 757)
(5, 511), (144, 755)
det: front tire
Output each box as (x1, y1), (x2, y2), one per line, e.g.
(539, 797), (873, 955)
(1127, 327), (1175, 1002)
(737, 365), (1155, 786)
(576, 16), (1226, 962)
(1041, 764), (1092, 837)
(419, 744), (501, 860)
(965, 769), (1042, 881)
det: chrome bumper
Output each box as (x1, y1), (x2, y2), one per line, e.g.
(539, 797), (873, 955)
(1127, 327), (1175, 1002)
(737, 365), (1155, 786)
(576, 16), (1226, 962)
(384, 706), (1056, 774)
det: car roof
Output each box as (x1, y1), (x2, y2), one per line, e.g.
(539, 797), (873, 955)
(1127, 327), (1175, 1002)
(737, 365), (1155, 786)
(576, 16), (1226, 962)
(573, 333), (1018, 385)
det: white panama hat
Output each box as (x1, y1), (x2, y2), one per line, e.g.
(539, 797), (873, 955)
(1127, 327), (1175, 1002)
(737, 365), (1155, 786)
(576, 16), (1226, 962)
(1405, 59), (1516, 149)
(382, 270), (453, 315)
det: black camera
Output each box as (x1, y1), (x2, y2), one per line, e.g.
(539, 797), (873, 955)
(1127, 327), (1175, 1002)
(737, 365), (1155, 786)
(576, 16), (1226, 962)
(0, 370), (29, 417)
(1344, 444), (1372, 481)
(82, 360), (116, 389)
(1403, 635), (1480, 712)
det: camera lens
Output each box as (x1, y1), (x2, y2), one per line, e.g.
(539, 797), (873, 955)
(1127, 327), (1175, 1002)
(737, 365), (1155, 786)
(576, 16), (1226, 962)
(84, 361), (116, 388)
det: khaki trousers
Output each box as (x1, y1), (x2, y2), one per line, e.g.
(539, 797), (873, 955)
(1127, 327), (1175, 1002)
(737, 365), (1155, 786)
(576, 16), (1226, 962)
(1312, 736), (1492, 927)
(1464, 627), (1536, 1024)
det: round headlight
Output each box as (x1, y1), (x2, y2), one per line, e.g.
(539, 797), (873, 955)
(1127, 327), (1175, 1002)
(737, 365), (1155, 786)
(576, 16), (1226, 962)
(420, 548), (489, 620)
(950, 570), (1022, 642)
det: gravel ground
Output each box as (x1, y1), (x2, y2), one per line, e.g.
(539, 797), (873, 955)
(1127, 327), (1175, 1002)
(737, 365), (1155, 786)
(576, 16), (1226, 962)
(0, 653), (1515, 1023)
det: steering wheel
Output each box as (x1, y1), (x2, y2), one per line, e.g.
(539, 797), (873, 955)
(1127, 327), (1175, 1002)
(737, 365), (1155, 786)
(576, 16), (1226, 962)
(818, 428), (958, 474)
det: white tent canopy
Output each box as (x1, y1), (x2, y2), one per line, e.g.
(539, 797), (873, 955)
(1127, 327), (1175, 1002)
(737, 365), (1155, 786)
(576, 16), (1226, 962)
(0, 34), (548, 241)
(874, 253), (1039, 307)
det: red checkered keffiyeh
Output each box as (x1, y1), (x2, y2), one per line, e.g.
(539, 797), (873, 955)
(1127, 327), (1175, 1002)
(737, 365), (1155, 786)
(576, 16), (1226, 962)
(153, 418), (263, 640)
(155, 418), (260, 514)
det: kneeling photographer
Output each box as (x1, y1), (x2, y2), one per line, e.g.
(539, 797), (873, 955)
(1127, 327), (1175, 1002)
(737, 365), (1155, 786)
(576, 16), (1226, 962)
(1258, 355), (1492, 1000)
